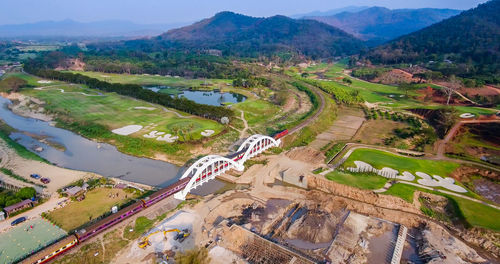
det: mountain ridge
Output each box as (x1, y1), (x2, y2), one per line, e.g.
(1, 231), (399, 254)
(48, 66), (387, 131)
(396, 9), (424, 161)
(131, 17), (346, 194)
(0, 19), (188, 38)
(305, 7), (462, 45)
(144, 11), (365, 58)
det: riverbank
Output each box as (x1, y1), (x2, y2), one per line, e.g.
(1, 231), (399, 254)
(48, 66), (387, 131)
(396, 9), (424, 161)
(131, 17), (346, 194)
(0, 94), (181, 187)
(0, 136), (96, 193)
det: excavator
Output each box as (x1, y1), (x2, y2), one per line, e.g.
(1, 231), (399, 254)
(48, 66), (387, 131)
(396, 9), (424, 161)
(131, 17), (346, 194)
(138, 228), (190, 249)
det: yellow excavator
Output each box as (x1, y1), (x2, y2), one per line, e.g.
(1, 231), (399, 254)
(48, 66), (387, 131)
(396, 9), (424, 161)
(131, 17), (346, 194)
(138, 228), (190, 249)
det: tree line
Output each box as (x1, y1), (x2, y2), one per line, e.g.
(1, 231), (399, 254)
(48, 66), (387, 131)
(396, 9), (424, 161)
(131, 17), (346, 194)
(24, 64), (233, 121)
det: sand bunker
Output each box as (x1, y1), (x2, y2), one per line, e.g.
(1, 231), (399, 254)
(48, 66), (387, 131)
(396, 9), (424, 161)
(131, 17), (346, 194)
(347, 161), (466, 192)
(133, 106), (156, 111)
(201, 129), (215, 137)
(143, 131), (165, 138)
(37, 80), (53, 84)
(460, 113), (475, 118)
(156, 134), (178, 143)
(143, 131), (178, 143)
(111, 125), (143, 136)
(100, 75), (110, 78)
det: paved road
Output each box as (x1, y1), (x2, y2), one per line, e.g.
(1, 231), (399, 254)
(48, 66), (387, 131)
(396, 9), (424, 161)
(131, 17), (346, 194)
(0, 193), (66, 233)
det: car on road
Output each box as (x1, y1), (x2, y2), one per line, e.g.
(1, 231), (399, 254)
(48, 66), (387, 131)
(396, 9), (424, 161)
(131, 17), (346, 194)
(11, 217), (26, 226)
(30, 174), (41, 179)
(40, 178), (50, 184)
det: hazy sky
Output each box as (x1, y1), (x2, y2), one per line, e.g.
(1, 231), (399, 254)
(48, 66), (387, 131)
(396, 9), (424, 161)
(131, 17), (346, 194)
(0, 0), (489, 25)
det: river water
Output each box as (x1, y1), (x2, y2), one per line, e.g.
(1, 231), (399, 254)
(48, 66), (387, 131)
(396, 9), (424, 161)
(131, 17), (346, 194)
(0, 96), (180, 187)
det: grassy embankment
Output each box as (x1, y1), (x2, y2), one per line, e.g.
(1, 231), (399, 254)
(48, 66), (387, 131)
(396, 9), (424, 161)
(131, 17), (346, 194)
(0, 121), (48, 162)
(283, 81), (338, 148)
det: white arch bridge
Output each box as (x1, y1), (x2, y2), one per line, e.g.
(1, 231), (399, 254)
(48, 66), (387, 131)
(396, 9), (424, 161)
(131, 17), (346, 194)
(174, 134), (281, 200)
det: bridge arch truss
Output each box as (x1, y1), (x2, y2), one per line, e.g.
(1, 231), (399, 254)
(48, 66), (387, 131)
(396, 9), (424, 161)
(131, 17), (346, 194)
(174, 134), (281, 200)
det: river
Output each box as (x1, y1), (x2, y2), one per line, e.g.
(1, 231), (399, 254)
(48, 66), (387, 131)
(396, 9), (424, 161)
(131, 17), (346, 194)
(0, 96), (181, 188)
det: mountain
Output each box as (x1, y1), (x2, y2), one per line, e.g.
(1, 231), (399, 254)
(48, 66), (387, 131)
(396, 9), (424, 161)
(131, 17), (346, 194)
(365, 0), (500, 80)
(306, 7), (462, 45)
(291, 6), (369, 18)
(152, 11), (365, 58)
(0, 19), (187, 38)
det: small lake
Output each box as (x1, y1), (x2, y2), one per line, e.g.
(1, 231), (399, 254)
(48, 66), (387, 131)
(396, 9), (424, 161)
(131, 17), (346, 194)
(145, 86), (246, 106)
(0, 96), (180, 188)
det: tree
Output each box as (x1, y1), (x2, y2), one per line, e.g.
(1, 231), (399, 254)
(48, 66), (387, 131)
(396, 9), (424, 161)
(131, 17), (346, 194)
(342, 77), (352, 85)
(443, 75), (461, 105)
(16, 187), (36, 200)
(0, 76), (28, 93)
(174, 247), (210, 264)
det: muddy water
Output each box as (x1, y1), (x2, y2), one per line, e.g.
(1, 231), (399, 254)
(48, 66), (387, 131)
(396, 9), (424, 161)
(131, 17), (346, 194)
(401, 231), (424, 264)
(366, 226), (397, 264)
(0, 96), (180, 187)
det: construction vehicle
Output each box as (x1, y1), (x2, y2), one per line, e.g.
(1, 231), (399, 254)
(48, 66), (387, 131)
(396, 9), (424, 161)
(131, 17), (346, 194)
(174, 229), (190, 243)
(138, 228), (190, 249)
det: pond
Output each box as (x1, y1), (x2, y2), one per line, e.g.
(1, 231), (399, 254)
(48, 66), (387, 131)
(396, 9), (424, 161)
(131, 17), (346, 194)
(0, 96), (180, 188)
(145, 86), (246, 106)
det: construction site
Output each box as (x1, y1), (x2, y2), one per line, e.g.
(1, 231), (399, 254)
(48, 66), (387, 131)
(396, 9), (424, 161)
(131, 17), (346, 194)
(108, 147), (491, 264)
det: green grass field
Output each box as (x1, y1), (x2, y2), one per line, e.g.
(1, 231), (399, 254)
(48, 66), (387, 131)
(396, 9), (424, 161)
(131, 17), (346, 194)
(383, 183), (416, 203)
(232, 99), (280, 128)
(343, 148), (460, 177)
(67, 71), (232, 88)
(46, 188), (137, 231)
(325, 171), (388, 190)
(22, 84), (224, 142)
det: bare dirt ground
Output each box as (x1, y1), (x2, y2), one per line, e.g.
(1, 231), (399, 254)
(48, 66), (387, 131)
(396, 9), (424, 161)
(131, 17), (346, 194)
(461, 85), (500, 97)
(309, 106), (364, 150)
(373, 69), (420, 84)
(353, 119), (408, 146)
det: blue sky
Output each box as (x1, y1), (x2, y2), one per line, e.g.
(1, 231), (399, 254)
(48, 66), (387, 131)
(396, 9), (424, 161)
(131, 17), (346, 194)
(0, 0), (489, 25)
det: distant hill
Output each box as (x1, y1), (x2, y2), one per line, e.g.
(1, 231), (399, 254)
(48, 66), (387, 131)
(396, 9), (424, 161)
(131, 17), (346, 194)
(152, 11), (364, 58)
(306, 7), (461, 45)
(291, 6), (369, 19)
(0, 19), (186, 38)
(365, 0), (500, 81)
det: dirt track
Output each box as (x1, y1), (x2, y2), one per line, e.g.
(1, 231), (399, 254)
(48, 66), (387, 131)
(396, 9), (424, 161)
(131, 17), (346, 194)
(436, 119), (500, 159)
(288, 83), (325, 135)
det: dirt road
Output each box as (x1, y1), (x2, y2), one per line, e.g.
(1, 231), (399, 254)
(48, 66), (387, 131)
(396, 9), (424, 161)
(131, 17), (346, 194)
(436, 119), (500, 159)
